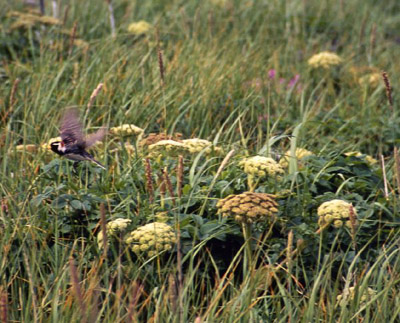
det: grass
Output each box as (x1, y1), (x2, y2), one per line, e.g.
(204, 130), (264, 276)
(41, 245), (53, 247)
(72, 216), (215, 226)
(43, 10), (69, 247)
(1, 0), (400, 321)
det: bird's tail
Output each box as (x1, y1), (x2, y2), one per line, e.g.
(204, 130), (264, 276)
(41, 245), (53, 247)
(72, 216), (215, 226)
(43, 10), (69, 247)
(90, 157), (106, 169)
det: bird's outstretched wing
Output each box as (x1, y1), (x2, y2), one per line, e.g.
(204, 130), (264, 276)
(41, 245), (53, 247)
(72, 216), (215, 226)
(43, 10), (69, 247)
(60, 107), (84, 146)
(85, 127), (107, 148)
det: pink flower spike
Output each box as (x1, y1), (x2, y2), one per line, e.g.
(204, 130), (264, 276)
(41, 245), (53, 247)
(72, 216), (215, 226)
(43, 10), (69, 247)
(268, 69), (276, 79)
(288, 74), (300, 88)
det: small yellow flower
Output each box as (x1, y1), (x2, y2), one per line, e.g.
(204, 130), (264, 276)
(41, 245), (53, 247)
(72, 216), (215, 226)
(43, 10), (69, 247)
(125, 222), (176, 258)
(110, 124), (144, 136)
(344, 151), (378, 165)
(308, 51), (342, 69)
(182, 138), (213, 154)
(317, 199), (357, 229)
(279, 148), (314, 169)
(337, 286), (376, 306)
(239, 156), (284, 180)
(15, 144), (38, 153)
(127, 21), (152, 35)
(358, 72), (381, 88)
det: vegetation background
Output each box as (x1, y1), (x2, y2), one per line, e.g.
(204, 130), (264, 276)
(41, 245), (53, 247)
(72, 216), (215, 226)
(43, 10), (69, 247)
(1, 0), (400, 321)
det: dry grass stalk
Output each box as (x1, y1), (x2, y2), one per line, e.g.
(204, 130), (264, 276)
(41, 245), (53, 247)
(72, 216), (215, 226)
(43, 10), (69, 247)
(286, 230), (293, 269)
(215, 149), (235, 180)
(87, 83), (104, 109)
(380, 154), (389, 198)
(105, 0), (116, 37)
(394, 147), (400, 196)
(163, 167), (176, 206)
(100, 203), (108, 257)
(176, 155), (184, 198)
(68, 21), (78, 56)
(167, 274), (177, 312)
(176, 223), (184, 320)
(62, 5), (70, 25)
(382, 72), (393, 109)
(22, 249), (38, 323)
(127, 280), (144, 323)
(2, 78), (20, 124)
(156, 30), (165, 86)
(0, 286), (7, 323)
(349, 205), (357, 250)
(144, 159), (154, 204)
(69, 257), (87, 323)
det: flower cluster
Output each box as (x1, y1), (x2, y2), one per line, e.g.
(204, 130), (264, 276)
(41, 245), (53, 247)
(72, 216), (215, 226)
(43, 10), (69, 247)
(148, 140), (187, 158)
(140, 133), (183, 146)
(182, 138), (213, 154)
(217, 192), (279, 224)
(125, 222), (176, 257)
(15, 144), (38, 153)
(110, 124), (144, 137)
(279, 148), (314, 168)
(344, 151), (378, 165)
(337, 286), (376, 306)
(127, 21), (152, 35)
(97, 218), (132, 248)
(308, 51), (342, 69)
(239, 156), (284, 180)
(317, 199), (357, 229)
(358, 72), (381, 88)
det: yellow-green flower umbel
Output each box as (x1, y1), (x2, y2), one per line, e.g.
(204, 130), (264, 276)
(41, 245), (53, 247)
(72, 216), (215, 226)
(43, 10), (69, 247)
(182, 139), (212, 154)
(317, 199), (357, 229)
(148, 140), (187, 159)
(337, 286), (376, 306)
(127, 21), (152, 35)
(344, 151), (378, 166)
(216, 192), (278, 224)
(125, 222), (176, 258)
(97, 218), (132, 248)
(240, 156), (284, 179)
(308, 51), (342, 69)
(109, 124), (144, 137)
(279, 148), (314, 169)
(239, 156), (284, 191)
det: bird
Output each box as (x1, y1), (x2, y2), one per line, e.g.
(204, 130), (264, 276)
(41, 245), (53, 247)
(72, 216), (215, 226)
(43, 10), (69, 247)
(50, 107), (107, 169)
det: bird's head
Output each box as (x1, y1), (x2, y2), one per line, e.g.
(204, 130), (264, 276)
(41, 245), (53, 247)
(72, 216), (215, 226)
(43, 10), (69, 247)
(50, 141), (65, 155)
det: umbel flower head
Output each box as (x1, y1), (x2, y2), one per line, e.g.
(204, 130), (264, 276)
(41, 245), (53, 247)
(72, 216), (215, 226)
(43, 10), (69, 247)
(337, 286), (376, 306)
(127, 21), (152, 35)
(279, 148), (314, 169)
(344, 151), (378, 165)
(15, 144), (38, 153)
(216, 192), (279, 224)
(182, 138), (223, 155)
(358, 72), (381, 88)
(317, 199), (357, 229)
(148, 140), (187, 158)
(125, 222), (176, 258)
(97, 218), (132, 248)
(140, 133), (183, 147)
(182, 138), (213, 154)
(110, 124), (144, 137)
(239, 156), (284, 180)
(308, 51), (342, 69)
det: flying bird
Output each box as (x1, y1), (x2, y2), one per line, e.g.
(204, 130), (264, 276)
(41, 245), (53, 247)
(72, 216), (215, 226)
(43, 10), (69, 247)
(50, 108), (107, 169)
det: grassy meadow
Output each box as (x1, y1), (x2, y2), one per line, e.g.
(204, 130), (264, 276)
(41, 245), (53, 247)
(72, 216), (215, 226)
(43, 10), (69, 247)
(2, 0), (400, 321)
